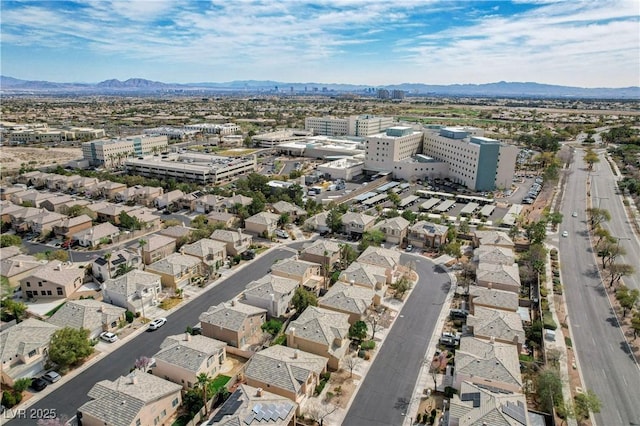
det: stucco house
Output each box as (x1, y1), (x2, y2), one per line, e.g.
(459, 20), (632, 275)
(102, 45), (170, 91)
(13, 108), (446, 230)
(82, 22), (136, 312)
(152, 334), (227, 390)
(208, 384), (297, 426)
(473, 246), (516, 266)
(154, 189), (185, 210)
(72, 222), (120, 248)
(47, 299), (126, 339)
(95, 203), (137, 225)
(52, 214), (93, 239)
(448, 381), (530, 426)
(245, 212), (280, 236)
(468, 286), (519, 314)
(103, 270), (162, 315)
(356, 246), (401, 283)
(210, 229), (252, 256)
(139, 234), (177, 265)
(206, 211), (237, 229)
(408, 220), (449, 249)
(303, 211), (329, 234)
(476, 262), (521, 294)
(466, 307), (525, 352)
(318, 281), (377, 324)
(271, 201), (307, 222)
(270, 258), (325, 293)
(372, 216), (410, 245)
(473, 230), (515, 250)
(286, 306), (350, 370)
(28, 210), (66, 235)
(1, 254), (44, 287)
(145, 253), (203, 289)
(199, 301), (267, 348)
(242, 274), (299, 318)
(300, 239), (341, 271)
(338, 261), (387, 294)
(92, 249), (143, 282)
(20, 260), (86, 300)
(0, 318), (60, 386)
(180, 238), (227, 269)
(340, 212), (376, 237)
(77, 371), (182, 426)
(40, 194), (75, 213)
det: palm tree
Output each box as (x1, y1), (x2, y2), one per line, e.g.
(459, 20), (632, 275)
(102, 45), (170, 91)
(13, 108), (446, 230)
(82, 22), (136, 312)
(103, 252), (112, 280)
(114, 262), (135, 278)
(195, 373), (213, 417)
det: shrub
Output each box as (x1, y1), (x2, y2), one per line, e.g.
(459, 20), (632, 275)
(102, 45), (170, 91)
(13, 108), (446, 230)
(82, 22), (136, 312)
(13, 377), (31, 393)
(361, 340), (375, 350)
(565, 336), (572, 348)
(540, 287), (548, 298)
(271, 335), (286, 346)
(543, 312), (558, 330)
(2, 391), (16, 408)
(325, 391), (334, 400)
(125, 311), (135, 323)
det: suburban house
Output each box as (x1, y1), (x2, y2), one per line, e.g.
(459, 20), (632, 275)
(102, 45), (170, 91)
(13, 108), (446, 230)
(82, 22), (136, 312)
(100, 181), (128, 200)
(180, 238), (227, 269)
(48, 175), (81, 192)
(318, 281), (377, 324)
(152, 334), (227, 389)
(473, 230), (515, 250)
(356, 246), (401, 284)
(0, 318), (60, 386)
(154, 189), (184, 210)
(300, 239), (341, 271)
(47, 299), (126, 339)
(0, 186), (24, 201)
(72, 222), (120, 248)
(208, 384), (297, 426)
(244, 345), (328, 405)
(447, 381), (530, 426)
(453, 337), (523, 394)
(286, 306), (350, 370)
(158, 225), (194, 242)
(139, 234), (177, 265)
(10, 189), (55, 208)
(28, 210), (66, 235)
(0, 246), (21, 260)
(466, 307), (526, 352)
(244, 212), (280, 236)
(340, 212), (376, 237)
(10, 207), (46, 232)
(372, 216), (410, 245)
(127, 207), (162, 229)
(20, 260), (86, 300)
(270, 258), (325, 293)
(242, 274), (299, 318)
(71, 176), (100, 194)
(408, 221), (449, 249)
(338, 261), (387, 294)
(15, 171), (53, 188)
(58, 198), (91, 215)
(271, 201), (307, 222)
(473, 246), (516, 266)
(199, 301), (267, 348)
(95, 203), (136, 225)
(468, 286), (519, 314)
(303, 211), (329, 234)
(114, 185), (163, 206)
(206, 211), (237, 229)
(92, 249), (143, 282)
(194, 194), (224, 214)
(103, 270), (162, 315)
(52, 214), (93, 239)
(476, 263), (521, 294)
(0, 203), (26, 225)
(1, 254), (44, 287)
(77, 371), (182, 426)
(210, 229), (252, 256)
(145, 253), (203, 289)
(220, 194), (253, 212)
(40, 194), (75, 213)
(84, 200), (111, 214)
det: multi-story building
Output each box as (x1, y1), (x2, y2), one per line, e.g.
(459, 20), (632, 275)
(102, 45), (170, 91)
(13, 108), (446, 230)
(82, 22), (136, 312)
(82, 134), (168, 168)
(364, 126), (424, 173)
(305, 115), (395, 137)
(184, 123), (241, 135)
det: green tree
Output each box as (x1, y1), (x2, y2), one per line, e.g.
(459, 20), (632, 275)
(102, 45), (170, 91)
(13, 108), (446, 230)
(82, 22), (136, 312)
(524, 220), (547, 244)
(583, 149), (600, 171)
(574, 389), (601, 420)
(291, 287), (318, 314)
(387, 191), (401, 208)
(66, 205), (97, 220)
(278, 213), (291, 229)
(587, 208), (611, 229)
(535, 367), (563, 414)
(13, 378), (32, 393)
(103, 252), (112, 280)
(47, 250), (69, 262)
(630, 311), (640, 340)
(607, 263), (634, 288)
(358, 229), (385, 252)
(195, 373), (213, 418)
(114, 262), (136, 278)
(546, 211), (563, 227)
(48, 327), (94, 370)
(327, 208), (343, 234)
(616, 285), (639, 317)
(183, 388), (204, 417)
(458, 220), (470, 235)
(1, 299), (27, 323)
(348, 320), (368, 341)
(0, 234), (22, 248)
(392, 276), (413, 299)
(261, 319), (283, 336)
(401, 209), (417, 223)
(442, 241), (462, 259)
(119, 211), (142, 231)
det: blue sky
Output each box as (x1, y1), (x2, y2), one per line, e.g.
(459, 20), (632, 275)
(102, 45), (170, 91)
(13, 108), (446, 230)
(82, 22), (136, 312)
(1, 0), (638, 88)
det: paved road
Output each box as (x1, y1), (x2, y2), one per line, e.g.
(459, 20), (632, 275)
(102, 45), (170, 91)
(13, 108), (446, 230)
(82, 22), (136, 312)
(8, 246), (301, 425)
(343, 254), (450, 426)
(559, 151), (640, 426)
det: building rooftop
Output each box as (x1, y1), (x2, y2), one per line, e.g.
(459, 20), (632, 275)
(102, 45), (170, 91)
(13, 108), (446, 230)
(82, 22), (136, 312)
(146, 253), (201, 277)
(319, 281), (373, 315)
(245, 274), (299, 300)
(208, 384), (297, 426)
(287, 306), (350, 358)
(199, 301), (267, 332)
(455, 336), (523, 390)
(271, 258), (319, 277)
(467, 307), (525, 345)
(48, 299), (125, 332)
(155, 334), (226, 374)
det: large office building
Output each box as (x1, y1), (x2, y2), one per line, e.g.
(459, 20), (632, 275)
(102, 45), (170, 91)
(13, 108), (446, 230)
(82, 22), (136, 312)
(124, 152), (256, 184)
(82, 135), (168, 168)
(364, 126), (424, 171)
(183, 123), (241, 135)
(305, 115), (395, 137)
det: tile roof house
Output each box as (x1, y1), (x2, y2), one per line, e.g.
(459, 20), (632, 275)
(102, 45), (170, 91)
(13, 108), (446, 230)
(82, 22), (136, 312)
(103, 270), (162, 315)
(300, 239), (341, 270)
(220, 194), (253, 212)
(180, 238), (227, 268)
(1, 254), (45, 287)
(10, 189), (56, 208)
(208, 384), (297, 426)
(39, 194), (75, 213)
(114, 185), (163, 206)
(476, 263), (521, 294)
(154, 189), (184, 210)
(0, 186), (24, 201)
(95, 203), (137, 225)
(152, 334), (227, 389)
(0, 318), (60, 386)
(242, 274), (299, 318)
(341, 212), (376, 236)
(9, 207), (45, 232)
(244, 345), (328, 405)
(372, 216), (410, 245)
(71, 176), (100, 194)
(20, 260), (86, 300)
(0, 203), (26, 224)
(48, 175), (81, 192)
(466, 307), (525, 352)
(138, 234), (177, 265)
(473, 246), (516, 266)
(0, 246), (21, 260)
(270, 258), (324, 293)
(146, 253), (203, 289)
(356, 246), (401, 283)
(15, 171), (53, 188)
(127, 207), (162, 229)
(448, 381), (530, 426)
(194, 194), (224, 214)
(100, 181), (128, 200)
(58, 198), (92, 215)
(453, 337), (523, 394)
(271, 201), (307, 221)
(47, 299), (126, 339)
(318, 281), (377, 324)
(92, 249), (143, 283)
(303, 211), (329, 234)
(77, 371), (182, 426)
(245, 212), (281, 236)
(72, 222), (120, 248)
(199, 301), (267, 348)
(286, 306), (350, 370)
(473, 230), (515, 249)
(157, 224), (195, 241)
(408, 220), (449, 248)
(28, 210), (66, 235)
(52, 214), (93, 239)
(206, 211), (237, 229)
(338, 261), (387, 294)
(210, 229), (252, 256)
(468, 286), (519, 314)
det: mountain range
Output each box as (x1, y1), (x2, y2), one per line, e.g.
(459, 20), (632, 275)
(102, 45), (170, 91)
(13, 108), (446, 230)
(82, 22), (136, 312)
(1, 75), (638, 99)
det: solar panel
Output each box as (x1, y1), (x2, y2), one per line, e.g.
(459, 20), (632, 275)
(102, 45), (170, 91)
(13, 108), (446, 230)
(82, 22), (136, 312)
(460, 392), (481, 408)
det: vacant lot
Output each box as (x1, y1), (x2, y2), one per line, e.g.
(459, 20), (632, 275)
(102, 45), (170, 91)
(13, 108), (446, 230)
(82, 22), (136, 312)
(0, 147), (82, 172)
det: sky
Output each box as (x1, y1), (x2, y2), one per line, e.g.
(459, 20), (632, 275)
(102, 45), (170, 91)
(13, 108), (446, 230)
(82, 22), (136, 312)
(1, 0), (639, 88)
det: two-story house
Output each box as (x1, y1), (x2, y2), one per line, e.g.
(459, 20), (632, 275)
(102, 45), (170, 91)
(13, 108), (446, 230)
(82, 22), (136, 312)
(1, 254), (43, 287)
(271, 201), (307, 222)
(72, 222), (120, 248)
(180, 238), (227, 269)
(242, 274), (299, 318)
(139, 235), (177, 265)
(209, 384), (297, 426)
(145, 253), (203, 289)
(340, 212), (376, 238)
(244, 212), (280, 236)
(356, 246), (401, 284)
(210, 229), (252, 256)
(372, 216), (410, 245)
(199, 301), (267, 348)
(92, 249), (143, 282)
(20, 260), (86, 300)
(154, 189), (185, 210)
(270, 258), (324, 293)
(318, 281), (377, 324)
(47, 299), (126, 339)
(466, 307), (525, 352)
(299, 240), (341, 272)
(52, 214), (93, 240)
(408, 220), (449, 249)
(103, 270), (162, 315)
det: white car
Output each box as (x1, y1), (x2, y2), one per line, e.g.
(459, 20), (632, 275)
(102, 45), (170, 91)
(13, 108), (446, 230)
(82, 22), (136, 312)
(148, 318), (167, 330)
(562, 231), (569, 237)
(99, 331), (118, 343)
(42, 371), (61, 383)
(572, 211), (578, 217)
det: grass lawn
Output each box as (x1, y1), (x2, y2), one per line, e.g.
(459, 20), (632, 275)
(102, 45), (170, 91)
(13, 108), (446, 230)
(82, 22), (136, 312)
(159, 297), (182, 310)
(211, 375), (231, 393)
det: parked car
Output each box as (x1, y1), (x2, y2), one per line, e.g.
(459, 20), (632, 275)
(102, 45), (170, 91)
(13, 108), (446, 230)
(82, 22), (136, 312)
(43, 371), (61, 383)
(99, 331), (118, 343)
(449, 309), (469, 319)
(31, 377), (48, 392)
(275, 229), (289, 239)
(562, 231), (569, 237)
(572, 211), (578, 217)
(405, 244), (414, 252)
(148, 318), (167, 330)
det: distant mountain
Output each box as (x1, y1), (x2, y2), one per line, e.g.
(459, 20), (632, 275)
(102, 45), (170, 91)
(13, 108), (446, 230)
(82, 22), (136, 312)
(1, 75), (638, 99)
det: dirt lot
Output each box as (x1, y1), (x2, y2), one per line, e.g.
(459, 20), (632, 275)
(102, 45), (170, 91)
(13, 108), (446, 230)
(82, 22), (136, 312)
(0, 146), (82, 173)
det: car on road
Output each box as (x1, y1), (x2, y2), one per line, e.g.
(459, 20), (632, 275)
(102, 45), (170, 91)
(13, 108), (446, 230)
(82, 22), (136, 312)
(100, 331), (118, 343)
(43, 371), (61, 383)
(572, 211), (578, 217)
(405, 244), (413, 252)
(148, 318), (167, 330)
(31, 377), (48, 391)
(562, 231), (569, 237)
(275, 229), (289, 239)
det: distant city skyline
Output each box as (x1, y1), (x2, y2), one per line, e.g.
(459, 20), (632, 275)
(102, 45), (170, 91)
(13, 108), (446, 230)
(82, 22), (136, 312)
(1, 0), (638, 88)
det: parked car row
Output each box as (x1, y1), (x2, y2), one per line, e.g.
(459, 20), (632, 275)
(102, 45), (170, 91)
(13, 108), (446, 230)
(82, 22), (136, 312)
(522, 177), (544, 205)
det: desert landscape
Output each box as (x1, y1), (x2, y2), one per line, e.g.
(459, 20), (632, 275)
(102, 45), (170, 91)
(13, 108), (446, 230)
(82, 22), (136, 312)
(0, 147), (82, 173)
